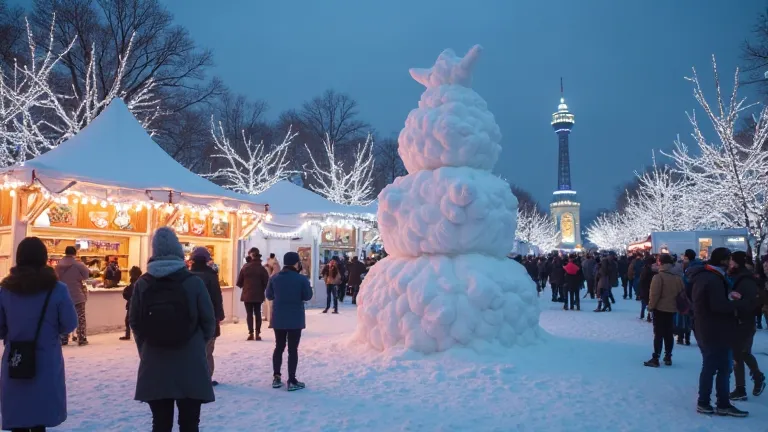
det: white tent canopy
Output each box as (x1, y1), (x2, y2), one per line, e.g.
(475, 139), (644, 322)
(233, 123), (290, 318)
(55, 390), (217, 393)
(0, 99), (266, 212)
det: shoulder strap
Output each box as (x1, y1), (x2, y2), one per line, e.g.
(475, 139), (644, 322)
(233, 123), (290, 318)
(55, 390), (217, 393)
(33, 288), (55, 343)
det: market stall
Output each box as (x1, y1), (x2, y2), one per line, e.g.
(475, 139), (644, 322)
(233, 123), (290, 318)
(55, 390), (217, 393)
(0, 99), (268, 333)
(243, 180), (377, 309)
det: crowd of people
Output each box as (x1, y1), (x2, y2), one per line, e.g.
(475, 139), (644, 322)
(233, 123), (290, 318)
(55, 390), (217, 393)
(520, 246), (768, 418)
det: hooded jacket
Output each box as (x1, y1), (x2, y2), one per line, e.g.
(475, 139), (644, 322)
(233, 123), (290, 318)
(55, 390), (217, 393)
(563, 261), (583, 289)
(54, 256), (90, 304)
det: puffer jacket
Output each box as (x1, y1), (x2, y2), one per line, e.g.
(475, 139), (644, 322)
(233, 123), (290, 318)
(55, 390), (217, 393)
(648, 264), (684, 313)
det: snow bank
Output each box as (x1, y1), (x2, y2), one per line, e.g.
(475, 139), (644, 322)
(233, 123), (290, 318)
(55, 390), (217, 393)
(355, 255), (541, 354)
(398, 85), (502, 173)
(378, 167), (517, 257)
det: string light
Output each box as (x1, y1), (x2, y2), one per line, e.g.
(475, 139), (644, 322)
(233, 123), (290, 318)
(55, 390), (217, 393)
(304, 134), (375, 206)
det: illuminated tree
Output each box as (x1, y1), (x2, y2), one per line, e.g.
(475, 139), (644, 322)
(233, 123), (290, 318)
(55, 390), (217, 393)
(516, 206), (559, 252)
(304, 133), (375, 206)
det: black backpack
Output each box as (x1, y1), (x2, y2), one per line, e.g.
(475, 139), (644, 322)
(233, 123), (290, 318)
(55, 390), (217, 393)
(138, 272), (195, 348)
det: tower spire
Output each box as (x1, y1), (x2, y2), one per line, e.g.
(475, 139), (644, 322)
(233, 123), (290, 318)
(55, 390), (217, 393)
(560, 77), (563, 98)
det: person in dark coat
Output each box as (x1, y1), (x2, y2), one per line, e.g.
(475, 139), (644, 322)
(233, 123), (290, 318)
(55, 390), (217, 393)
(236, 247), (270, 341)
(728, 251), (766, 401)
(549, 256), (565, 302)
(130, 227), (216, 431)
(563, 255), (583, 311)
(537, 258), (549, 292)
(0, 237), (78, 431)
(618, 255), (630, 299)
(690, 247), (748, 417)
(524, 257), (539, 290)
(347, 256), (367, 305)
(631, 254), (645, 300)
(638, 256), (656, 321)
(266, 252), (313, 391)
(595, 257), (613, 312)
(120, 266), (143, 341)
(190, 247), (225, 387)
(582, 255), (597, 299)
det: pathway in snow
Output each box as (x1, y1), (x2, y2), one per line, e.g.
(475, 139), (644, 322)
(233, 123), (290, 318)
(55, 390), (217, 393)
(43, 293), (768, 431)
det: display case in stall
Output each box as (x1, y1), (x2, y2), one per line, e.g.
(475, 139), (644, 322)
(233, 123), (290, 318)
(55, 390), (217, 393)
(320, 226), (356, 262)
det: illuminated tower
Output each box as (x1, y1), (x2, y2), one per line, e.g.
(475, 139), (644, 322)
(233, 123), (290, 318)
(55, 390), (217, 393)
(549, 79), (582, 250)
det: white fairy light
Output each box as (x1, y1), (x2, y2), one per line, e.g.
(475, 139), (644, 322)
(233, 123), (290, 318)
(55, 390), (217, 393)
(304, 133), (375, 206)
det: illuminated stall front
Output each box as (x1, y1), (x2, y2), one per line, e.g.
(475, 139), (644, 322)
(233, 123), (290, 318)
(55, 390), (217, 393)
(0, 99), (267, 333)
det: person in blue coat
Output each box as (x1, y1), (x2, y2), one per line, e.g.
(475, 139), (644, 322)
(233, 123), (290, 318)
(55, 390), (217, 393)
(0, 237), (78, 431)
(266, 252), (313, 392)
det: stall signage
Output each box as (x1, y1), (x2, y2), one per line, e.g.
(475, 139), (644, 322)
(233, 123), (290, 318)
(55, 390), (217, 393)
(726, 237), (746, 243)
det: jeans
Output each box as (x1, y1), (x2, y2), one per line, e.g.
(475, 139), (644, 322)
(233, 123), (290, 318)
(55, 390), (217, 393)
(148, 399), (202, 432)
(538, 276), (547, 292)
(627, 278), (635, 298)
(326, 284), (339, 310)
(565, 285), (580, 309)
(205, 338), (216, 378)
(550, 284), (560, 300)
(652, 310), (675, 357)
(734, 331), (762, 389)
(641, 300), (648, 318)
(273, 329), (302, 381)
(675, 313), (692, 342)
(698, 346), (731, 408)
(244, 302), (263, 335)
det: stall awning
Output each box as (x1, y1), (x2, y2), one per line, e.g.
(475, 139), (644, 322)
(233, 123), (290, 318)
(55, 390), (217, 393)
(0, 99), (267, 213)
(254, 180), (377, 216)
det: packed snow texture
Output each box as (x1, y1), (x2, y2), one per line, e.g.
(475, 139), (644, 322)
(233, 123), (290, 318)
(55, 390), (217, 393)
(377, 167), (517, 257)
(355, 255), (541, 354)
(397, 84), (502, 173)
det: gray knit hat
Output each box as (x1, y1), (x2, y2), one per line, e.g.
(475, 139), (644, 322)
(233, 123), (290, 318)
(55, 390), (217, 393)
(152, 227), (184, 260)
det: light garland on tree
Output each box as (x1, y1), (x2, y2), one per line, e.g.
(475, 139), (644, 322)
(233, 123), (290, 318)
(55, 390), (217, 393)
(204, 118), (297, 194)
(0, 15), (160, 168)
(304, 133), (375, 206)
(515, 206), (559, 252)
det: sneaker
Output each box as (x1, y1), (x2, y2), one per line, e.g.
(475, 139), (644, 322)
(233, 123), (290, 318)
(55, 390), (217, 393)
(696, 403), (715, 415)
(715, 405), (749, 417)
(119, 335), (131, 341)
(78, 339), (89, 346)
(212, 380), (219, 387)
(729, 387), (748, 401)
(272, 375), (283, 389)
(246, 334), (254, 341)
(644, 356), (660, 368)
(287, 380), (306, 392)
(753, 374), (766, 397)
(663, 355), (672, 366)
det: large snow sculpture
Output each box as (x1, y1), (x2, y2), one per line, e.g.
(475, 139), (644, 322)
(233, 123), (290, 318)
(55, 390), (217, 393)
(356, 45), (542, 354)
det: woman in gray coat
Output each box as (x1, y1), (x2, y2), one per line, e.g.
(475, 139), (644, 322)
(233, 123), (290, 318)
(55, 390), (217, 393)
(130, 227), (215, 432)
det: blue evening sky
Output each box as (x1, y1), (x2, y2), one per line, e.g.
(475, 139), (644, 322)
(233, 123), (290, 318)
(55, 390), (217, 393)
(14, 0), (765, 220)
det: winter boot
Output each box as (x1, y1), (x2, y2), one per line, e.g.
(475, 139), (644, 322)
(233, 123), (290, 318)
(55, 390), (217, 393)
(78, 339), (89, 346)
(715, 404), (749, 417)
(272, 375), (283, 389)
(644, 354), (660, 368)
(696, 403), (715, 415)
(322, 308), (329, 313)
(212, 380), (219, 387)
(663, 354), (672, 366)
(729, 387), (748, 401)
(247, 334), (254, 341)
(332, 309), (339, 314)
(676, 336), (684, 345)
(287, 380), (306, 392)
(753, 373), (766, 397)
(255, 335), (262, 341)
(119, 335), (131, 341)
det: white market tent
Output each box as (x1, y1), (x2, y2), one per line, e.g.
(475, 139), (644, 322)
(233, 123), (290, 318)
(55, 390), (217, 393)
(0, 98), (267, 213)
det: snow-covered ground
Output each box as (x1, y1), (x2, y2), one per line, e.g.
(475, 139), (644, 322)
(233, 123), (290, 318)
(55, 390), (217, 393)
(42, 292), (768, 431)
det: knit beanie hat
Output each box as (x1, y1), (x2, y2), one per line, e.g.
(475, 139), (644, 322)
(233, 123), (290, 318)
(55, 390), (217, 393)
(152, 227), (184, 260)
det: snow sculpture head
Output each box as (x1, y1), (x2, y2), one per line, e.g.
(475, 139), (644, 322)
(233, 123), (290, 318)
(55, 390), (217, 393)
(398, 45), (502, 173)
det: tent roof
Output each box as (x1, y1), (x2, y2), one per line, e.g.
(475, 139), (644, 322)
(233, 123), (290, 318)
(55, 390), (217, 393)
(255, 180), (377, 216)
(1, 99), (266, 211)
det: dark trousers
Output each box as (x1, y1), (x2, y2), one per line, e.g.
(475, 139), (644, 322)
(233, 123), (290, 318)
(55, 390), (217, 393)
(675, 313), (692, 342)
(538, 275), (547, 292)
(124, 310), (130, 337)
(10, 427), (45, 432)
(698, 345), (731, 408)
(326, 284), (338, 310)
(586, 278), (595, 298)
(350, 285), (360, 304)
(244, 302), (263, 335)
(601, 288), (612, 309)
(550, 283), (560, 300)
(273, 329), (302, 381)
(640, 300), (648, 318)
(338, 282), (347, 302)
(622, 276), (630, 297)
(608, 288), (615, 303)
(564, 285), (580, 309)
(734, 331), (762, 389)
(148, 399), (202, 432)
(627, 278), (635, 298)
(652, 310), (675, 357)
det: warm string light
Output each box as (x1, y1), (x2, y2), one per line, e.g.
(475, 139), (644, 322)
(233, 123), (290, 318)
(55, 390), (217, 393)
(515, 206), (559, 252)
(202, 119), (298, 195)
(303, 134), (376, 206)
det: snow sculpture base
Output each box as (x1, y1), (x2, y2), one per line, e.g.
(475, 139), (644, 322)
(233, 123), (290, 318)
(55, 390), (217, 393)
(355, 255), (542, 354)
(378, 167), (518, 257)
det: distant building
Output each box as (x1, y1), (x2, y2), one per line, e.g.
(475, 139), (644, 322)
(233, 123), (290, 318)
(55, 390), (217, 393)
(549, 80), (582, 250)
